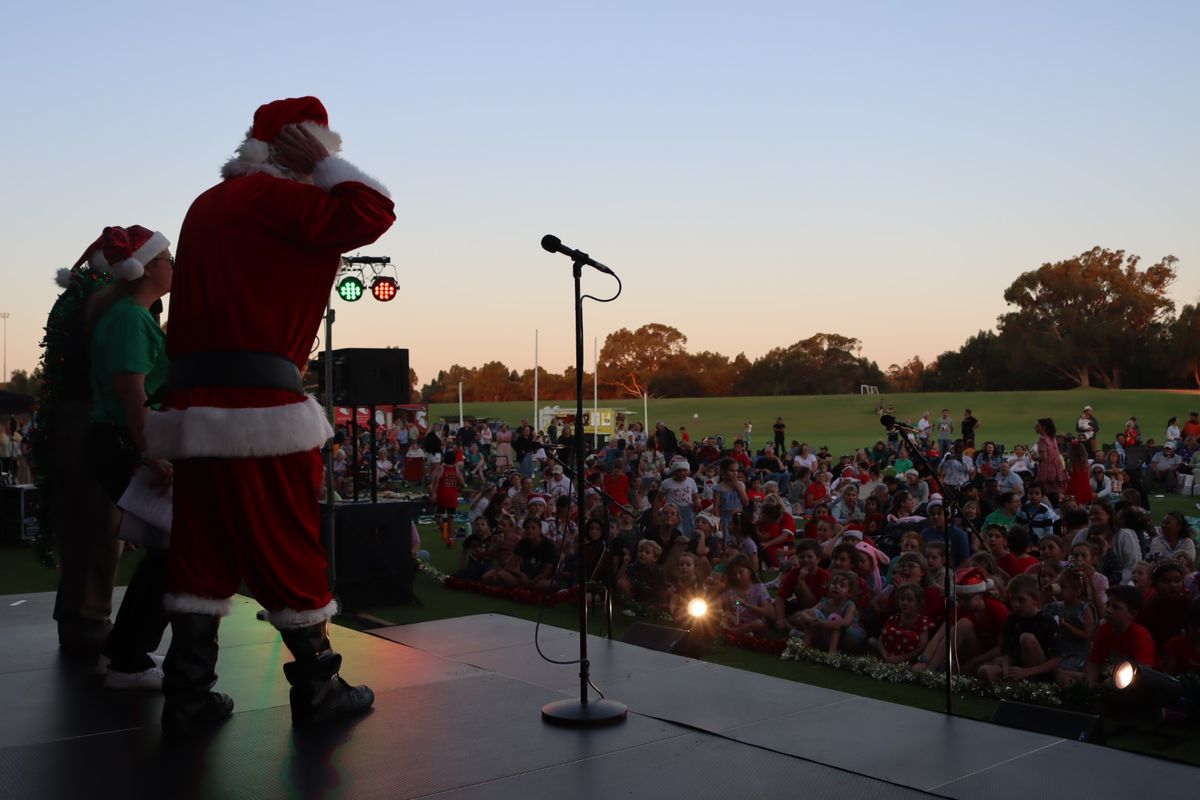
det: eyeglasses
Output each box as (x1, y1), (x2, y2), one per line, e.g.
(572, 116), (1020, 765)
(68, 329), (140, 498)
(151, 255), (175, 267)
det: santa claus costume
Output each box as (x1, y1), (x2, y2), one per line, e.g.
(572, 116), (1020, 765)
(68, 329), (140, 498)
(146, 96), (395, 735)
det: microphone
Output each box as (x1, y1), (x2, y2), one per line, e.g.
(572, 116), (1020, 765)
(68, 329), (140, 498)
(880, 414), (920, 432)
(541, 234), (615, 276)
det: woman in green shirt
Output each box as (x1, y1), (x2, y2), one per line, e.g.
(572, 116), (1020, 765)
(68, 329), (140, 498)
(81, 225), (174, 690)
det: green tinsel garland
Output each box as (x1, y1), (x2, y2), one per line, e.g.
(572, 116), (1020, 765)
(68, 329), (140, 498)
(780, 639), (1100, 709)
(31, 267), (112, 568)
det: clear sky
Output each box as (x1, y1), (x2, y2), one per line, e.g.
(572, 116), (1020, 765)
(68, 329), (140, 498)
(2, 1), (1197, 388)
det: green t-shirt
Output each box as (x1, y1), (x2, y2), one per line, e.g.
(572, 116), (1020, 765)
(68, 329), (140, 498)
(982, 509), (1017, 530)
(89, 296), (167, 426)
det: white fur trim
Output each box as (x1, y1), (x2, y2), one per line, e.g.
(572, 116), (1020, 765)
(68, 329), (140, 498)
(145, 394), (333, 459)
(164, 593), (234, 617)
(118, 257), (144, 281)
(311, 156), (390, 198)
(131, 230), (169, 267)
(241, 138), (269, 163)
(268, 599), (339, 630)
(56, 268), (72, 288)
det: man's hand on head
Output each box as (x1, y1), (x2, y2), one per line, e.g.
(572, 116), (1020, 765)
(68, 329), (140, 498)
(273, 125), (330, 176)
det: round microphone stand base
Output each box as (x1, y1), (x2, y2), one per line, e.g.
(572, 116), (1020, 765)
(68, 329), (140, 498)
(541, 697), (628, 728)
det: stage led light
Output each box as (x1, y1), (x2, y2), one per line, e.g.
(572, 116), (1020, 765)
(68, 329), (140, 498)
(371, 276), (398, 302)
(687, 598), (708, 618)
(1112, 660), (1190, 713)
(337, 275), (365, 302)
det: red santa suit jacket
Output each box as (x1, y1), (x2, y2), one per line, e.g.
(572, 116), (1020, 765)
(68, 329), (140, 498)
(147, 157), (395, 458)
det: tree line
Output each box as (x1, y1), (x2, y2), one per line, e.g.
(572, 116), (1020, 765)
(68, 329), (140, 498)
(5, 247), (1195, 402)
(419, 247), (1198, 402)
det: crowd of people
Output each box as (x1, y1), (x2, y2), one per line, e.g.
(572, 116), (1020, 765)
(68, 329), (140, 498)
(389, 406), (1200, 695)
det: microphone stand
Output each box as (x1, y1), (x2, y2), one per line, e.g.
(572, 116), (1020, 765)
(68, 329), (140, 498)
(886, 426), (982, 717)
(555, 459), (635, 640)
(541, 254), (627, 727)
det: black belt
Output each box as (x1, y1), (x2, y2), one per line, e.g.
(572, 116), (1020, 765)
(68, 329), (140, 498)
(166, 351), (304, 394)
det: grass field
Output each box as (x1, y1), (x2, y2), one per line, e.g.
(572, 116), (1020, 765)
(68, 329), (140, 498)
(428, 388), (1199, 457)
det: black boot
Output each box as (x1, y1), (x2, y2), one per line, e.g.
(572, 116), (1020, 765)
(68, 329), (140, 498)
(161, 613), (234, 737)
(280, 622), (374, 726)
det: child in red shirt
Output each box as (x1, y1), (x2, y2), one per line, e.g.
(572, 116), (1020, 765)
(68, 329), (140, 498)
(773, 539), (831, 633)
(914, 567), (1009, 674)
(1086, 585), (1157, 686)
(996, 525), (1039, 578)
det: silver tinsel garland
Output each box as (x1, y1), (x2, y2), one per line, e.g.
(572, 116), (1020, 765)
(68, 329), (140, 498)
(780, 639), (1072, 706)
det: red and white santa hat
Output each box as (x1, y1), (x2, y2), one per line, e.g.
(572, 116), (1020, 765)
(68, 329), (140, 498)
(953, 566), (993, 595)
(77, 225), (170, 282)
(230, 96), (343, 167)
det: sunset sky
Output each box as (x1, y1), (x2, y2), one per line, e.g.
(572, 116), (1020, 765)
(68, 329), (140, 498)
(2, 1), (1197, 389)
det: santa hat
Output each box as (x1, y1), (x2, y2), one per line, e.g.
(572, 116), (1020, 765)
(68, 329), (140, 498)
(77, 225), (170, 282)
(954, 566), (993, 595)
(669, 457), (690, 473)
(224, 96), (342, 179)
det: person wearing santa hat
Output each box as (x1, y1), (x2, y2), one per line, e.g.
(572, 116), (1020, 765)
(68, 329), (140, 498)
(145, 97), (395, 735)
(912, 566), (1009, 674)
(61, 226), (175, 686)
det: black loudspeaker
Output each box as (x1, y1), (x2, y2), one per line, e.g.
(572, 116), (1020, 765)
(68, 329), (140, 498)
(317, 348), (410, 406)
(620, 622), (691, 655)
(989, 700), (1101, 743)
(319, 500), (418, 610)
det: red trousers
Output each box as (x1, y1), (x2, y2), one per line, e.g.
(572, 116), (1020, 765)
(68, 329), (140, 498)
(166, 449), (336, 629)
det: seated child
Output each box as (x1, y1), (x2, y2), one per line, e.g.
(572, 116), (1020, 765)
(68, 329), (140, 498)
(1138, 561), (1191, 650)
(1086, 585), (1157, 686)
(1130, 561), (1156, 604)
(457, 515), (494, 581)
(1046, 561), (1096, 686)
(617, 539), (667, 611)
(876, 583), (936, 664)
(773, 539), (831, 633)
(924, 541), (948, 590)
(798, 570), (866, 653)
(978, 574), (1060, 684)
(1068, 540), (1109, 616)
(996, 526), (1039, 578)
(669, 552), (707, 624)
(722, 553), (774, 635)
(1162, 597), (1200, 675)
(915, 566), (1010, 674)
(1026, 534), (1064, 574)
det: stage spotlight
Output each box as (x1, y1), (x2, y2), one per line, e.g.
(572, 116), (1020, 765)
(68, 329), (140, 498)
(336, 275), (364, 302)
(371, 276), (398, 302)
(1112, 661), (1190, 711)
(687, 598), (708, 618)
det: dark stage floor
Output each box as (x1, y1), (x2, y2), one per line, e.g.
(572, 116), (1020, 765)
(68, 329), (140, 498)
(0, 591), (1191, 799)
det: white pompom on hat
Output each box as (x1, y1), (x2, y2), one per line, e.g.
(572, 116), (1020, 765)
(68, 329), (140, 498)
(79, 225), (170, 282)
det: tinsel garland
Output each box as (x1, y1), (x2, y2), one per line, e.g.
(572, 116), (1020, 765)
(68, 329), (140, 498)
(780, 639), (1099, 708)
(31, 267), (112, 567)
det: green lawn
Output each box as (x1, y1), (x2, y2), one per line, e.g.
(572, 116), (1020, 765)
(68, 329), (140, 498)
(429, 388), (1198, 457)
